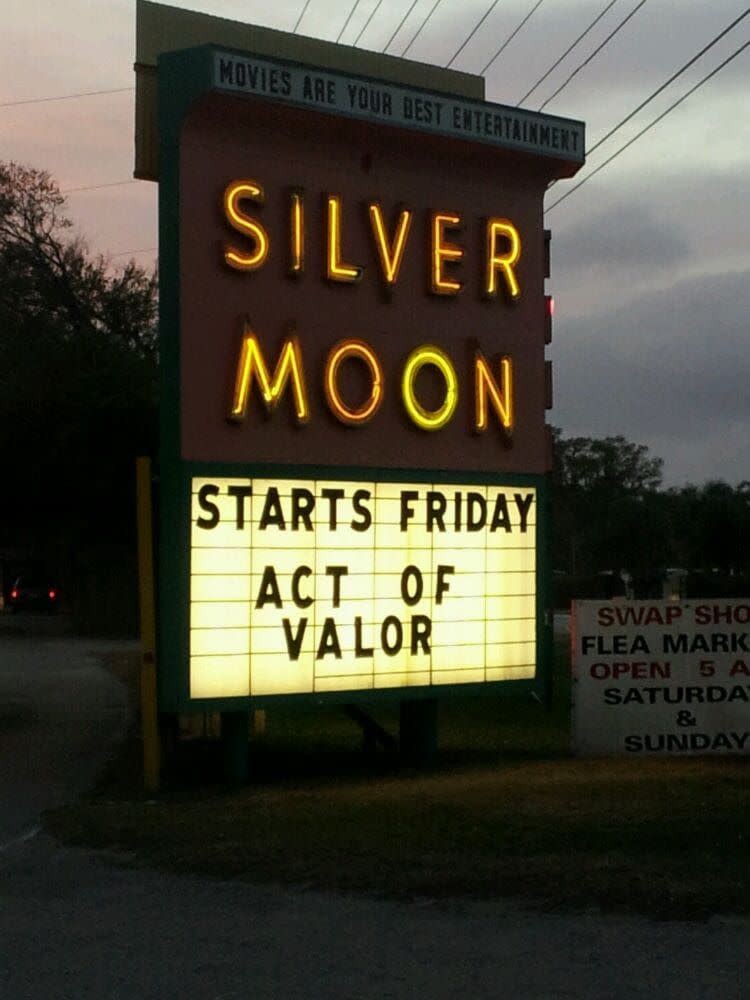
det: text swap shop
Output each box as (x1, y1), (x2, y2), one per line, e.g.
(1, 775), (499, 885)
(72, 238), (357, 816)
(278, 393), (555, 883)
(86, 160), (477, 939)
(159, 46), (584, 707)
(572, 601), (750, 756)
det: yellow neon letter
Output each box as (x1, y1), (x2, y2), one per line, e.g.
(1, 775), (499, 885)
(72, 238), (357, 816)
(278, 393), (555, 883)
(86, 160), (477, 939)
(368, 204), (412, 285)
(486, 219), (521, 300)
(324, 340), (384, 425)
(223, 180), (269, 271)
(229, 323), (309, 424)
(326, 195), (362, 282)
(474, 352), (513, 432)
(431, 212), (463, 295)
(401, 345), (458, 431)
(289, 188), (304, 276)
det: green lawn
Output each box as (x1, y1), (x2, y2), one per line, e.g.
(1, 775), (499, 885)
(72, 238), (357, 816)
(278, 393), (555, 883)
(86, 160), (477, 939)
(45, 642), (750, 919)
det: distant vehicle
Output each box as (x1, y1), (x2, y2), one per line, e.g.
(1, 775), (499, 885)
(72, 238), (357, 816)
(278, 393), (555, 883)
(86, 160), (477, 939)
(9, 575), (59, 613)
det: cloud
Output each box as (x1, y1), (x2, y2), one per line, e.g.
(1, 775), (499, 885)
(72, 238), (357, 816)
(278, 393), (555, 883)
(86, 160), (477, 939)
(551, 268), (750, 484)
(553, 200), (692, 283)
(550, 159), (750, 319)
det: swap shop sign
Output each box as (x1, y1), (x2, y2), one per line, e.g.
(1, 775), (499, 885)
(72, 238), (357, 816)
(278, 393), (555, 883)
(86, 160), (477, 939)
(572, 600), (750, 755)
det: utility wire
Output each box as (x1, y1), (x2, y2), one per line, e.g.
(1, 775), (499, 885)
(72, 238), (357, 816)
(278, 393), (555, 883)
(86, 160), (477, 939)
(538, 0), (648, 111)
(401, 0), (444, 56)
(446, 0), (502, 68)
(517, 0), (620, 105)
(0, 86), (132, 109)
(383, 0), (421, 53)
(546, 36), (750, 214)
(336, 0), (363, 42)
(292, 0), (313, 32)
(587, 6), (750, 158)
(481, 0), (547, 76)
(110, 247), (157, 259)
(353, 0), (385, 45)
(62, 179), (138, 195)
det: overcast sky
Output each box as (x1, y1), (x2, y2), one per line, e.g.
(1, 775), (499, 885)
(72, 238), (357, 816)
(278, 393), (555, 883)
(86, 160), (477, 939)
(2, 0), (748, 487)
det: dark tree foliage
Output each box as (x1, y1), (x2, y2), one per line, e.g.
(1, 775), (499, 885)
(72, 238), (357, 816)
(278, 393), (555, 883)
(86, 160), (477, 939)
(664, 481), (750, 575)
(551, 429), (664, 574)
(0, 162), (158, 565)
(551, 428), (750, 582)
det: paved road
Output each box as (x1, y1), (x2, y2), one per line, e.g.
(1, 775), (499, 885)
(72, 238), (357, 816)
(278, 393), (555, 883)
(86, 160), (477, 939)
(0, 630), (130, 844)
(1, 630), (748, 999)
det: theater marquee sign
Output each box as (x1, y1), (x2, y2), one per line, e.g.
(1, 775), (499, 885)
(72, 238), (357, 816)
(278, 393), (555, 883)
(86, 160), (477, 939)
(156, 44), (584, 710)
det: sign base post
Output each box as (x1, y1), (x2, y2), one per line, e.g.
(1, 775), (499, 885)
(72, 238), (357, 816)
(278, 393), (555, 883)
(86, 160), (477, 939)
(221, 712), (249, 783)
(400, 699), (438, 765)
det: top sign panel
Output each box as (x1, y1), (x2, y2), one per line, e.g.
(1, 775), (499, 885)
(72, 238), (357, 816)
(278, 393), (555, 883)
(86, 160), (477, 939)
(166, 44), (585, 477)
(213, 50), (585, 165)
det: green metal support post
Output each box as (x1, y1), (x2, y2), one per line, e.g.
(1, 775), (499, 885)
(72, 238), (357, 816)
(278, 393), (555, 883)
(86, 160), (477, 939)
(399, 698), (438, 765)
(221, 712), (249, 783)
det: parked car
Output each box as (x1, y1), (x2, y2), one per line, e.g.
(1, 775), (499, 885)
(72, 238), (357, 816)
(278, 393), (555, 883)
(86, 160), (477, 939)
(9, 575), (59, 613)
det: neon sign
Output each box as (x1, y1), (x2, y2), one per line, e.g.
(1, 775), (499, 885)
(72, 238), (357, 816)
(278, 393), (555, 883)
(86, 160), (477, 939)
(228, 325), (513, 434)
(222, 181), (522, 299)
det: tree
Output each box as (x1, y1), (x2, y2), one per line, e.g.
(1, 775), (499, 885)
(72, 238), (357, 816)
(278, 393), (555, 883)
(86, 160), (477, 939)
(0, 161), (158, 609)
(551, 428), (750, 586)
(666, 480), (750, 575)
(552, 431), (662, 497)
(0, 162), (156, 357)
(551, 429), (664, 574)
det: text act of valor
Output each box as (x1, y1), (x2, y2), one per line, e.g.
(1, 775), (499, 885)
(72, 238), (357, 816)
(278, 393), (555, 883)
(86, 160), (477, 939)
(194, 483), (535, 662)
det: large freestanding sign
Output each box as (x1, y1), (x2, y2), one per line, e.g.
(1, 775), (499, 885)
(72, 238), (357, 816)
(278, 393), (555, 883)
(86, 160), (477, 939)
(573, 600), (750, 755)
(156, 43), (584, 710)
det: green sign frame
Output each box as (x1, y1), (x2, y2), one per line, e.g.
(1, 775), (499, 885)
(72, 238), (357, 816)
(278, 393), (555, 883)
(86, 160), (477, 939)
(156, 45), (553, 714)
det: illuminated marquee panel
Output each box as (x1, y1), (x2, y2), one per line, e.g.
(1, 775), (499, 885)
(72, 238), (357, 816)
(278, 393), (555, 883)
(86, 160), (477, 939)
(189, 477), (537, 699)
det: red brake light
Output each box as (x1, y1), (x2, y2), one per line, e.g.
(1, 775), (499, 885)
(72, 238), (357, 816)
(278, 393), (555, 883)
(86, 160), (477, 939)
(49, 589), (56, 600)
(11, 589), (18, 600)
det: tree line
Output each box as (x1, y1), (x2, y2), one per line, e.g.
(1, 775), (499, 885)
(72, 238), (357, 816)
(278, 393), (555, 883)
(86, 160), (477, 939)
(0, 162), (157, 629)
(552, 429), (750, 599)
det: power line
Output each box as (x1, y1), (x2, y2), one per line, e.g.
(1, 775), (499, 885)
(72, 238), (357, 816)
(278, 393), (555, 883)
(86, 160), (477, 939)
(109, 247), (157, 259)
(401, 0), (444, 57)
(292, 0), (313, 32)
(353, 0), (385, 45)
(0, 86), (132, 110)
(62, 179), (138, 195)
(383, 0), (421, 53)
(545, 36), (750, 214)
(336, 0), (363, 42)
(538, 0), (648, 111)
(480, 0), (547, 76)
(587, 6), (750, 159)
(517, 0), (621, 105)
(446, 0), (502, 68)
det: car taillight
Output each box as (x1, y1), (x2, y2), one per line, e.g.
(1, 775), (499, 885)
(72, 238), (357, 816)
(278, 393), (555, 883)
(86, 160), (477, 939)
(49, 589), (56, 600)
(11, 589), (18, 600)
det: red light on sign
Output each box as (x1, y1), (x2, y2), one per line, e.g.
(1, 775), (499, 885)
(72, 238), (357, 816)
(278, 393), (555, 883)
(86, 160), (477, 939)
(49, 589), (57, 600)
(545, 294), (554, 344)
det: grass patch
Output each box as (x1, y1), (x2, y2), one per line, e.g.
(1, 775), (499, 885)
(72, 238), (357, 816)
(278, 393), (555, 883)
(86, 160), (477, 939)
(46, 642), (750, 919)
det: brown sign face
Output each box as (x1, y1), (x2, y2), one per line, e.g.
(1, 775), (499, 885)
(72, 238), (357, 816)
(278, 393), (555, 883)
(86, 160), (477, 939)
(179, 91), (550, 473)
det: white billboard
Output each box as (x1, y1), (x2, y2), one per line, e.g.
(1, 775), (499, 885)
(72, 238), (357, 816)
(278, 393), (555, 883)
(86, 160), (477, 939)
(572, 600), (750, 755)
